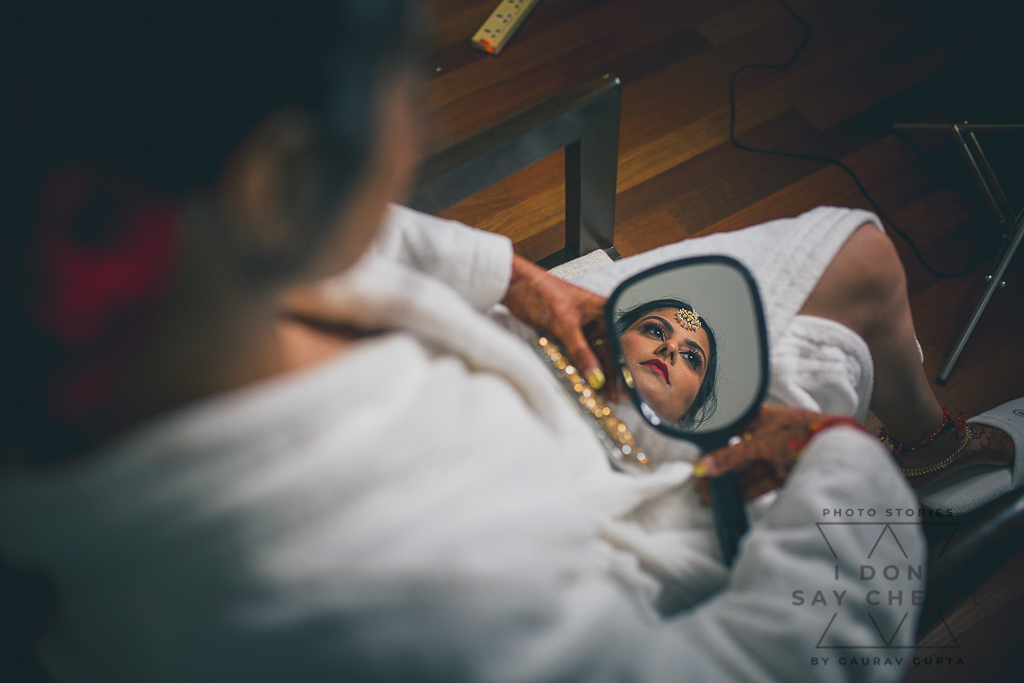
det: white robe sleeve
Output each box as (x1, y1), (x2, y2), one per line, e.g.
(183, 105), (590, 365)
(502, 428), (923, 682)
(366, 204), (514, 310)
(482, 428), (922, 682)
(640, 427), (925, 682)
(239, 428), (922, 683)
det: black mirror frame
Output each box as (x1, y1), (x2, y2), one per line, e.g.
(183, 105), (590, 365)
(603, 255), (771, 453)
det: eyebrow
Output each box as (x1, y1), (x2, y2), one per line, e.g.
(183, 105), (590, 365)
(642, 314), (707, 364)
(643, 315), (675, 334)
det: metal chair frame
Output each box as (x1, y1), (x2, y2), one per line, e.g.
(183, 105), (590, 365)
(893, 122), (1024, 385)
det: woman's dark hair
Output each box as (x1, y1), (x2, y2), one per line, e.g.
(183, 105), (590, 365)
(0, 0), (423, 463)
(614, 298), (719, 430)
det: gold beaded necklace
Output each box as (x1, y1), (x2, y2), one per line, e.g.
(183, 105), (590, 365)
(534, 335), (651, 473)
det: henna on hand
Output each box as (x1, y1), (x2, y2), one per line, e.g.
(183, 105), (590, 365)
(502, 254), (617, 399)
(694, 405), (866, 502)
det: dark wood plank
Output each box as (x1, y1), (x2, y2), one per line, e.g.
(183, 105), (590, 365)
(905, 549), (1024, 682)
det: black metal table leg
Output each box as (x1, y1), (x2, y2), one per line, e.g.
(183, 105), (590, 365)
(409, 73), (622, 266)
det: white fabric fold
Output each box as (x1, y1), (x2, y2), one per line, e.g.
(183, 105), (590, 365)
(369, 204), (514, 310)
(769, 314), (874, 423)
(0, 205), (925, 682)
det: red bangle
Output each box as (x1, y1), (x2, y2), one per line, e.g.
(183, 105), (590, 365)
(878, 404), (965, 456)
(810, 415), (868, 436)
(786, 416), (868, 452)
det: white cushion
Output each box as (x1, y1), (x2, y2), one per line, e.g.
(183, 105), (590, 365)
(546, 249), (614, 280)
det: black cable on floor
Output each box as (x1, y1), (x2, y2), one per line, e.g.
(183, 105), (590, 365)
(728, 0), (987, 278)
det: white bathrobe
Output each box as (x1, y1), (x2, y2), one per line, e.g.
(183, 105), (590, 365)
(0, 206), (924, 682)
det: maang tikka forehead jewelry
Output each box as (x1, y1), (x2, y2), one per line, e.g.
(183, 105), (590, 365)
(676, 308), (701, 332)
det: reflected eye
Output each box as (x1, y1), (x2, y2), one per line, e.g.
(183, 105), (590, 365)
(682, 350), (704, 369)
(641, 320), (667, 341)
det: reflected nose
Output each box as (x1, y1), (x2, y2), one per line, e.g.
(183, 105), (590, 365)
(657, 340), (679, 364)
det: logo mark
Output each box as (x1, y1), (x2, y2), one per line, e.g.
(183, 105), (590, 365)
(813, 522), (959, 650)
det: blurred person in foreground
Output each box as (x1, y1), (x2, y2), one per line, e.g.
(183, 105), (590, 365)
(9, 1), (1008, 680)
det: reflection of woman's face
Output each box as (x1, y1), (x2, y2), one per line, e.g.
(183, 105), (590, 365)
(619, 308), (710, 424)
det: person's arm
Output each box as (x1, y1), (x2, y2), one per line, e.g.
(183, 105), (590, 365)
(374, 204), (613, 390)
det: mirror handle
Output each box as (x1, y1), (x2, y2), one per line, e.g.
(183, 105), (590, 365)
(708, 473), (749, 566)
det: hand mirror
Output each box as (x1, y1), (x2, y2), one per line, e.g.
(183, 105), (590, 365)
(604, 255), (770, 565)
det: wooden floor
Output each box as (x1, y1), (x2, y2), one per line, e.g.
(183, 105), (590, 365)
(424, 0), (1024, 415)
(423, 0), (1024, 678)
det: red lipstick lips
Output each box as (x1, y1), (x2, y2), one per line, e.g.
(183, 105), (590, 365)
(640, 358), (670, 384)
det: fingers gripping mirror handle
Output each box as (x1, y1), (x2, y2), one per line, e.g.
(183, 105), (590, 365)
(708, 473), (749, 566)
